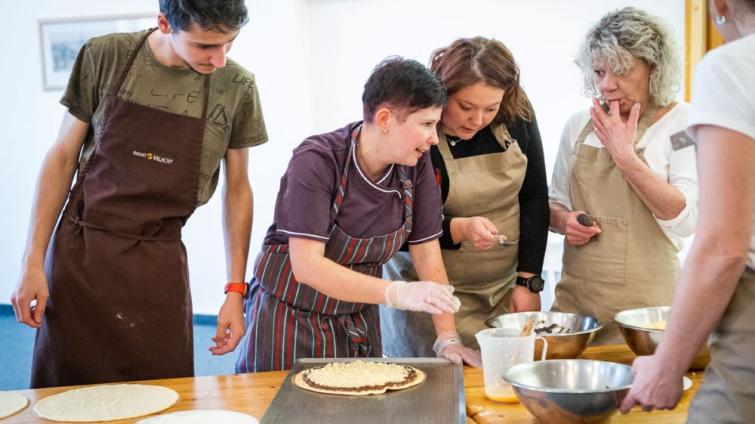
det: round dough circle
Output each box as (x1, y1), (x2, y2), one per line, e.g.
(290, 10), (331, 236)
(137, 409), (258, 423)
(0, 391), (29, 419)
(34, 384), (179, 422)
(293, 364), (426, 396)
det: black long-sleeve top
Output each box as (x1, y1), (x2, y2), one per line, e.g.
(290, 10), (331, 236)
(400, 115), (549, 275)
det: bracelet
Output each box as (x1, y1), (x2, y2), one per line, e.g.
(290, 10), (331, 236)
(224, 282), (248, 296)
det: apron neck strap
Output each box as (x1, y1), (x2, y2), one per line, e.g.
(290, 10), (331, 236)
(111, 28), (157, 97)
(329, 125), (414, 229)
(110, 27), (212, 120)
(330, 126), (359, 220)
(574, 102), (662, 151)
(397, 165), (413, 232)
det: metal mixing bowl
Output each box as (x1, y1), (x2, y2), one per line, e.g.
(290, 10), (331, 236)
(486, 311), (602, 359)
(614, 306), (710, 370)
(503, 359), (632, 424)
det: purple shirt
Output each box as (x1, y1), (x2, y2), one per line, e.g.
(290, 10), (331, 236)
(263, 122), (443, 246)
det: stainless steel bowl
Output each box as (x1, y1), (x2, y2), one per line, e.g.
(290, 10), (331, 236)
(487, 311), (602, 359)
(503, 359), (632, 424)
(614, 306), (710, 370)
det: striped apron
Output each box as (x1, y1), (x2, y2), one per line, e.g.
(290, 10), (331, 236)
(236, 133), (414, 372)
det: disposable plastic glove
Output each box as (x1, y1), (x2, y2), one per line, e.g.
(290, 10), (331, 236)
(433, 331), (482, 367)
(384, 281), (461, 314)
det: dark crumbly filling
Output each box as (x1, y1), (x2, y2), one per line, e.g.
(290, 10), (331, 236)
(302, 365), (417, 392)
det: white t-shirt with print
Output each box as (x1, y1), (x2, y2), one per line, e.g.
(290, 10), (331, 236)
(687, 34), (755, 268)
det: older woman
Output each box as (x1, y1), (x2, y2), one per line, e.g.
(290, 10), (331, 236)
(621, 0), (755, 420)
(382, 37), (549, 361)
(549, 7), (698, 344)
(226, 57), (477, 372)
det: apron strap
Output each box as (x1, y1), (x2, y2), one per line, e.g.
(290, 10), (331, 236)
(327, 124), (413, 235)
(329, 127), (358, 221)
(66, 216), (181, 241)
(573, 103), (661, 156)
(110, 28), (156, 98)
(110, 27), (212, 120)
(337, 313), (371, 356)
(397, 166), (413, 233)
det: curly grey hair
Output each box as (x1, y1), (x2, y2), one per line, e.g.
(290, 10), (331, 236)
(576, 7), (680, 106)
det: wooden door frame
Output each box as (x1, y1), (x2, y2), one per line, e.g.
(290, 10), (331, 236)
(685, 0), (725, 100)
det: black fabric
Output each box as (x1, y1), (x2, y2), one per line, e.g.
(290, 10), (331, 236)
(399, 116), (549, 275)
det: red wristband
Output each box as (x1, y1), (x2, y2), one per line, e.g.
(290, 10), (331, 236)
(224, 282), (248, 296)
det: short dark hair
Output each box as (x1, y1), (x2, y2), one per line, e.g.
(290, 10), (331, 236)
(159, 0), (249, 33)
(362, 57), (447, 123)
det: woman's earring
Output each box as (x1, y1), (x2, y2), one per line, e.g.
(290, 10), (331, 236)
(715, 15), (726, 25)
(382, 127), (389, 135)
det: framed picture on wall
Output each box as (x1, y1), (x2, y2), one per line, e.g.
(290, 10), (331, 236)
(39, 14), (155, 90)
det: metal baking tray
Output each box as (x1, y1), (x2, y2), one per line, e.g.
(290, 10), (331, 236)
(261, 357), (466, 424)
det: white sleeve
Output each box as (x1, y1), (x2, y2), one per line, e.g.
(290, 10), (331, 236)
(549, 111), (589, 210)
(654, 137), (698, 238)
(687, 49), (755, 141)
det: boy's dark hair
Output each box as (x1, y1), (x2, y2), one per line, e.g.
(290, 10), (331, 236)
(362, 57), (447, 123)
(159, 0), (249, 33)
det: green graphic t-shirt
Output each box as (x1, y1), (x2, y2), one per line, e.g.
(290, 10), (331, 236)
(62, 29), (268, 205)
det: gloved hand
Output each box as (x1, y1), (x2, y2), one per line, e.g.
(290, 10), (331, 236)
(433, 331), (482, 367)
(384, 281), (461, 314)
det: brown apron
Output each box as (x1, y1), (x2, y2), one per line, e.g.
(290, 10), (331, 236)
(31, 29), (208, 388)
(687, 267), (755, 423)
(551, 106), (678, 344)
(382, 124), (526, 355)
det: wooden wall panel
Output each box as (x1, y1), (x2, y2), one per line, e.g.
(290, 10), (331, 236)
(685, 0), (725, 101)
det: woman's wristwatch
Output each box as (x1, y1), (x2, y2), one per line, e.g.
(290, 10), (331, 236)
(515, 275), (544, 293)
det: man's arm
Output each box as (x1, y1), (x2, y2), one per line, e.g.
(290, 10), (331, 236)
(211, 147), (252, 355)
(11, 112), (89, 328)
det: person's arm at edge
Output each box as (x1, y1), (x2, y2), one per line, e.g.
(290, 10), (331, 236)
(620, 126), (754, 412)
(11, 112), (88, 328)
(211, 147), (252, 355)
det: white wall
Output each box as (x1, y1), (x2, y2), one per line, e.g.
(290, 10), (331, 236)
(0, 1), (685, 314)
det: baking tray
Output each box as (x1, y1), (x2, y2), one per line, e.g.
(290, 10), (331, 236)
(261, 357), (466, 424)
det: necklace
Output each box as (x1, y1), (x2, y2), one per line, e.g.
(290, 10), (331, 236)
(447, 134), (463, 147)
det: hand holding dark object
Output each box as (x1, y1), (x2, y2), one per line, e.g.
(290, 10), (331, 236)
(564, 211), (601, 246)
(576, 213), (596, 227)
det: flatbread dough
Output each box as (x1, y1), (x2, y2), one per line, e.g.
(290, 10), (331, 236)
(0, 391), (28, 419)
(137, 409), (258, 423)
(34, 384), (179, 422)
(293, 361), (426, 396)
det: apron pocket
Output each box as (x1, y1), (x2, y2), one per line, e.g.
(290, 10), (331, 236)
(563, 215), (628, 285)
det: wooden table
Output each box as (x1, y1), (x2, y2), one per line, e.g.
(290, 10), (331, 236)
(9, 345), (701, 423)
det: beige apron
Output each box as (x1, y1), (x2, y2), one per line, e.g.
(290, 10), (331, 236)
(381, 123), (526, 355)
(687, 267), (755, 423)
(551, 106), (679, 344)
